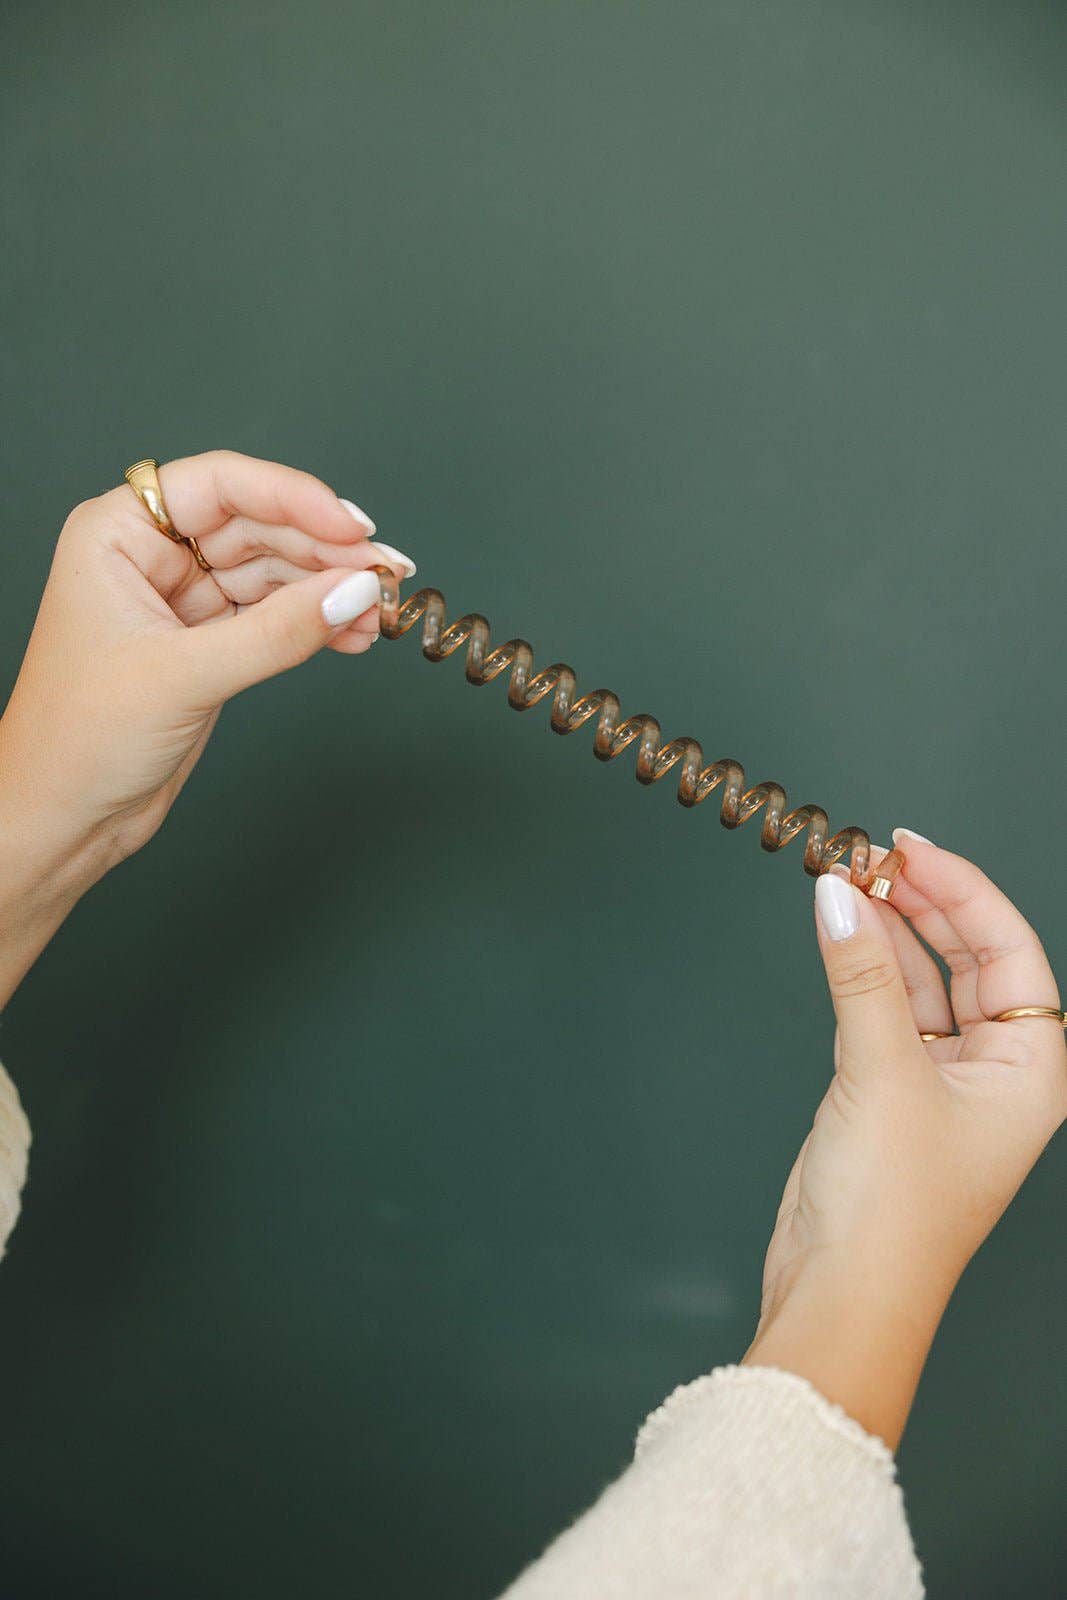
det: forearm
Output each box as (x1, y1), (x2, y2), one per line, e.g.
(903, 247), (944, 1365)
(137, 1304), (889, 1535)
(741, 1249), (955, 1452)
(0, 879), (81, 1010)
(0, 745), (103, 1010)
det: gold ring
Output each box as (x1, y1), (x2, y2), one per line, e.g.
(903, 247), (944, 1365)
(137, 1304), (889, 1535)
(124, 459), (212, 572)
(991, 1005), (1066, 1027)
(919, 1005), (1066, 1043)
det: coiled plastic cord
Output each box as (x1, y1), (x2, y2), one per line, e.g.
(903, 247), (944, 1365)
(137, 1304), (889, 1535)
(374, 567), (902, 896)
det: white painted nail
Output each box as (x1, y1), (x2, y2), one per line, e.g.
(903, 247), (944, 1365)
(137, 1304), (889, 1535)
(816, 873), (860, 941)
(893, 827), (934, 846)
(321, 569), (381, 627)
(368, 539), (417, 579)
(339, 497), (377, 537)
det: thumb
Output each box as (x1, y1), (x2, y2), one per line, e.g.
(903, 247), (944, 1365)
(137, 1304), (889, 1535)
(181, 567), (382, 704)
(814, 870), (918, 1076)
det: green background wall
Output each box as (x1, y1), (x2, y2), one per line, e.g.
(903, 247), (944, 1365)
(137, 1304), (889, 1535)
(2, 3), (1065, 1594)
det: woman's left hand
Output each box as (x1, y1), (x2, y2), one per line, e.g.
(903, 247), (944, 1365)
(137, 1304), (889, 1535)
(0, 449), (416, 1002)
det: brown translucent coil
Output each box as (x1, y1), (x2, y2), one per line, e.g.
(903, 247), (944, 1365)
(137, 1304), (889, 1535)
(374, 567), (899, 893)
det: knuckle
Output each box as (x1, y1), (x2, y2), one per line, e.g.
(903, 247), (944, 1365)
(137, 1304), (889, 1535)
(830, 956), (900, 1000)
(60, 497), (100, 541)
(900, 969), (925, 999)
(224, 516), (263, 561)
(208, 451), (242, 515)
(972, 939), (1025, 969)
(939, 943), (976, 975)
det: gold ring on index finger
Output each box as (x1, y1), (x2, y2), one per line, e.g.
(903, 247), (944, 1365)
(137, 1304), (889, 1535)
(124, 459), (213, 572)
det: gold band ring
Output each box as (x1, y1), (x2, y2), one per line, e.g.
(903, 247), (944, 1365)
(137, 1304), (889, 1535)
(920, 1005), (1065, 1043)
(124, 459), (212, 572)
(991, 1005), (1066, 1026)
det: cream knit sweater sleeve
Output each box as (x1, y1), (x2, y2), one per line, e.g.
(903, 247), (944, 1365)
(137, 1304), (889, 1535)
(0, 1060), (30, 1263)
(501, 1365), (924, 1598)
(0, 1067), (921, 1596)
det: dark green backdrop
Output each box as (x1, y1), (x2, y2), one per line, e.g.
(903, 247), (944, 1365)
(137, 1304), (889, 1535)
(2, 3), (1065, 1595)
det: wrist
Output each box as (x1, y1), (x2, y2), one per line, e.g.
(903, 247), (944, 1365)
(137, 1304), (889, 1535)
(0, 762), (108, 1010)
(0, 788), (108, 902)
(743, 1244), (957, 1451)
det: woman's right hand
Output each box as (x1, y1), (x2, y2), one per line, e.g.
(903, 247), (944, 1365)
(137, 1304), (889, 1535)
(0, 449), (417, 1006)
(744, 834), (1066, 1449)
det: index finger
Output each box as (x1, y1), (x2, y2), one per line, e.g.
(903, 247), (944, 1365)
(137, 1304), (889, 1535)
(103, 449), (366, 548)
(158, 450), (365, 543)
(883, 834), (1060, 1028)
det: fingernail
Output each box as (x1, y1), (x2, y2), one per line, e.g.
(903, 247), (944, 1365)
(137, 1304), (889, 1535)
(339, 497), (377, 537)
(815, 873), (860, 941)
(322, 569), (381, 627)
(368, 539), (417, 579)
(893, 827), (934, 846)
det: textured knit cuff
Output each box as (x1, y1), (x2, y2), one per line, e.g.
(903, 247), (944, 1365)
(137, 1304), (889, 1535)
(635, 1362), (923, 1597)
(0, 1060), (30, 1260)
(636, 1362), (897, 1467)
